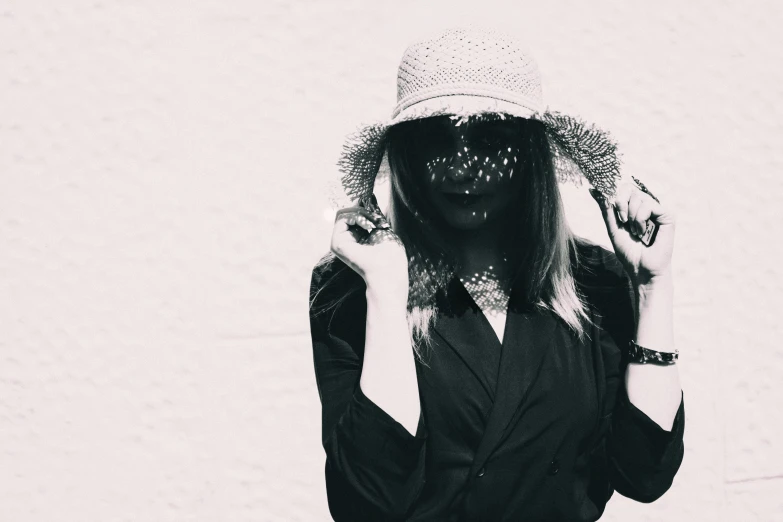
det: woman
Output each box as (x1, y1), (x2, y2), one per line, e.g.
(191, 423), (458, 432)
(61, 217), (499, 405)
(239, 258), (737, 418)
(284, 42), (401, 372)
(309, 27), (684, 521)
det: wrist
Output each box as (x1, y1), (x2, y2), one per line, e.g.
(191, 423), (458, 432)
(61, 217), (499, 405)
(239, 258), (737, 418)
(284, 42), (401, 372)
(634, 269), (675, 352)
(634, 267), (673, 296)
(365, 280), (409, 310)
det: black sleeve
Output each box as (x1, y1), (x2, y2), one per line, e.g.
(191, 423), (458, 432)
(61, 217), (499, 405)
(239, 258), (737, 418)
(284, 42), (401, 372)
(583, 245), (685, 503)
(309, 264), (428, 521)
(607, 384), (685, 503)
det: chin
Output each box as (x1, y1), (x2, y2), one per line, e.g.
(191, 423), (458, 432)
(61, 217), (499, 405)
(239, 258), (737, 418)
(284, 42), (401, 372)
(439, 208), (498, 230)
(446, 218), (487, 230)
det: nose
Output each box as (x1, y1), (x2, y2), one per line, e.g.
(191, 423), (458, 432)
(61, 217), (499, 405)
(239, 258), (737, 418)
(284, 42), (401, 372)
(444, 136), (479, 183)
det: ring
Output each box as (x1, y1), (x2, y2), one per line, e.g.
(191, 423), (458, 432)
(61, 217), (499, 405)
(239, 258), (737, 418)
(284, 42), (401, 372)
(358, 194), (391, 230)
(631, 176), (660, 204)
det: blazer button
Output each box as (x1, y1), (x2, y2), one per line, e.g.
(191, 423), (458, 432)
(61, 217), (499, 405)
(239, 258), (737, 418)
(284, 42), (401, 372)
(477, 467), (485, 477)
(548, 458), (559, 476)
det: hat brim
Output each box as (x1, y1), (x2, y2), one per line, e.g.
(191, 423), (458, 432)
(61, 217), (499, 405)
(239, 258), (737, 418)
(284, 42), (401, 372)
(332, 104), (622, 209)
(388, 94), (538, 126)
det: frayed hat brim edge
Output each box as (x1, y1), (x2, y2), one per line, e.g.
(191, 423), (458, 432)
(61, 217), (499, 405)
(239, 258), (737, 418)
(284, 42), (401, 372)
(330, 105), (623, 210)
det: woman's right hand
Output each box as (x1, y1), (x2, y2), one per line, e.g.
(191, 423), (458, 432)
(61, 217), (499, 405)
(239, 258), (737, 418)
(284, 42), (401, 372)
(330, 206), (410, 295)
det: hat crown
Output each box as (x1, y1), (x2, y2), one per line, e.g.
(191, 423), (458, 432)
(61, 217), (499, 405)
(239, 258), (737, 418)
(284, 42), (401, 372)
(394, 27), (544, 118)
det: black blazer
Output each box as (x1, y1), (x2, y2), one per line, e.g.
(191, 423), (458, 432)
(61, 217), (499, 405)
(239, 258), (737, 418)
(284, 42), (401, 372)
(309, 243), (685, 521)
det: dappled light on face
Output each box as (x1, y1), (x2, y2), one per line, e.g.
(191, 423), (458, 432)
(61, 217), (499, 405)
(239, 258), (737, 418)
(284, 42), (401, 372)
(406, 115), (525, 311)
(412, 115), (524, 228)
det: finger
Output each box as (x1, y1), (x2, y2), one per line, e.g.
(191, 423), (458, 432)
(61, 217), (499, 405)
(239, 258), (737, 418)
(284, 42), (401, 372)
(331, 216), (365, 265)
(356, 201), (391, 229)
(335, 207), (379, 232)
(633, 200), (653, 237)
(332, 213), (350, 234)
(589, 188), (620, 239)
(332, 210), (363, 242)
(613, 182), (632, 224)
(335, 206), (375, 221)
(356, 206), (384, 227)
(627, 191), (644, 236)
(355, 214), (377, 232)
(647, 198), (677, 226)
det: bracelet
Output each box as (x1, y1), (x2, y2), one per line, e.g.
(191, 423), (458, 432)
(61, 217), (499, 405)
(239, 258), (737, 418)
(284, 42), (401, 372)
(628, 340), (678, 365)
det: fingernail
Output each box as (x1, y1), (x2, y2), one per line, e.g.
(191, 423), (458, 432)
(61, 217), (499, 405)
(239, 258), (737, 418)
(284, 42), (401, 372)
(589, 189), (606, 207)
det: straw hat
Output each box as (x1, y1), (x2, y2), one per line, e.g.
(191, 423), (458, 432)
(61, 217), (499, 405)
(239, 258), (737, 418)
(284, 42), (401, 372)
(332, 26), (623, 211)
(328, 26), (633, 311)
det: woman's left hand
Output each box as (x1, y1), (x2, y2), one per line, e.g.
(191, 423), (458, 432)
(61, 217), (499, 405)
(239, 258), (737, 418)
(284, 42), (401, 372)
(590, 181), (676, 287)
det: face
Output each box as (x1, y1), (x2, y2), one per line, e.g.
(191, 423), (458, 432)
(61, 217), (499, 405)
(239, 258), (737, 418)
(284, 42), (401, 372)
(407, 115), (525, 230)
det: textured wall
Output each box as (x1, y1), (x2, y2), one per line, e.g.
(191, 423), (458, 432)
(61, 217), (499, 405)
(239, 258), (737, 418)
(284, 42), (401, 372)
(1, 1), (781, 520)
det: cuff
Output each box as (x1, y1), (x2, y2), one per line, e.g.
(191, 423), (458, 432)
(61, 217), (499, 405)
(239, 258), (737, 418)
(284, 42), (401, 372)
(341, 384), (427, 467)
(612, 389), (685, 467)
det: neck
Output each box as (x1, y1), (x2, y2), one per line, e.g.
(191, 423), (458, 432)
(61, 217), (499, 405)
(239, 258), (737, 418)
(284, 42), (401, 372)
(445, 222), (511, 278)
(446, 223), (516, 313)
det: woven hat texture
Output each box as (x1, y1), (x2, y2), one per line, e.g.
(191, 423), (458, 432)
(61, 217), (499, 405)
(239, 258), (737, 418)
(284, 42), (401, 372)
(393, 27), (543, 119)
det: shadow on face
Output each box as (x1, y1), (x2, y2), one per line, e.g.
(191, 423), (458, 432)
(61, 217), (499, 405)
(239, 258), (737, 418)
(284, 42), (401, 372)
(401, 114), (527, 231)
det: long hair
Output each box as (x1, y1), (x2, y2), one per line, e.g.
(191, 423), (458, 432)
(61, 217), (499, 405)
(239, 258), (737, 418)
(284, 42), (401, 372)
(310, 116), (592, 363)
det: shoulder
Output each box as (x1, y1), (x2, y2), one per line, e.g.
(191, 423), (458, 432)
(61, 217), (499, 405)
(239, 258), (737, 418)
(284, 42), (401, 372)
(572, 238), (635, 319)
(572, 239), (630, 289)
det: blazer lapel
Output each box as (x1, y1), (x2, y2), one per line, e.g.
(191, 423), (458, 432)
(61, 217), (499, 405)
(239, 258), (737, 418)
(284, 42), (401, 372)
(469, 305), (558, 478)
(432, 276), (559, 480)
(431, 277), (502, 401)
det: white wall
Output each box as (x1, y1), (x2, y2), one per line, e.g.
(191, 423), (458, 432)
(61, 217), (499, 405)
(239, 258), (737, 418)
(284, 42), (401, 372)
(1, 1), (781, 520)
